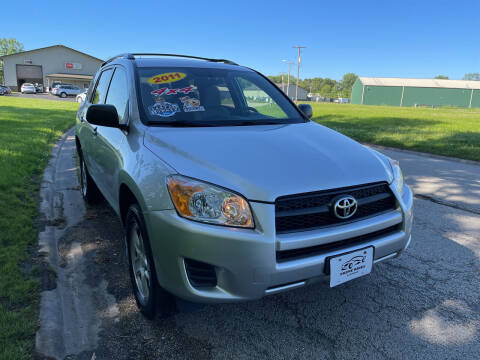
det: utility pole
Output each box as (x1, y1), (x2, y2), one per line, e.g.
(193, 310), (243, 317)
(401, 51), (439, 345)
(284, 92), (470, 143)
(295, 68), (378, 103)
(282, 59), (294, 98)
(293, 45), (306, 102)
(281, 73), (284, 92)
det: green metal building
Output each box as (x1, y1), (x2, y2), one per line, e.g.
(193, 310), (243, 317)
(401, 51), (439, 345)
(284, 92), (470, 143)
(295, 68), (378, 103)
(351, 77), (480, 108)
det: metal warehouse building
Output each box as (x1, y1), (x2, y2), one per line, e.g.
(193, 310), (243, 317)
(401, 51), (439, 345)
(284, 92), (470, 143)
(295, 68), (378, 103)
(0, 44), (103, 91)
(351, 77), (480, 108)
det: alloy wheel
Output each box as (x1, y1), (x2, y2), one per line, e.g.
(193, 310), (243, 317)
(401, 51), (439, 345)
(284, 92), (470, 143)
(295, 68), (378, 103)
(129, 222), (151, 305)
(80, 159), (88, 197)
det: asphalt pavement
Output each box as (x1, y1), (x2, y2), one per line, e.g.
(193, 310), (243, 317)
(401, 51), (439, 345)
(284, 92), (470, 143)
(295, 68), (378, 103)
(35, 131), (480, 360)
(10, 92), (77, 102)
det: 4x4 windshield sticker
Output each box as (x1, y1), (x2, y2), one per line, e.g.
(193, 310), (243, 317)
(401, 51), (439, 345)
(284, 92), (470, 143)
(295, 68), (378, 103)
(149, 98), (180, 117)
(151, 86), (194, 97)
(181, 96), (205, 112)
(148, 72), (187, 85)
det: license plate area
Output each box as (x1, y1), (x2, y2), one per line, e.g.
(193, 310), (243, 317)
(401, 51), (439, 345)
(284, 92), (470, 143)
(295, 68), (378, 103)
(327, 247), (374, 287)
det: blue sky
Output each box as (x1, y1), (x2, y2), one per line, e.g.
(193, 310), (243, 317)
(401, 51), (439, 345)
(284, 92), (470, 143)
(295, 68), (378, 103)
(2, 0), (478, 80)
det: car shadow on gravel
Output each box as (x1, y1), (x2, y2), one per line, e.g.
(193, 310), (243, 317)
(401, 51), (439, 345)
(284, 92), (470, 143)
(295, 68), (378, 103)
(52, 196), (480, 360)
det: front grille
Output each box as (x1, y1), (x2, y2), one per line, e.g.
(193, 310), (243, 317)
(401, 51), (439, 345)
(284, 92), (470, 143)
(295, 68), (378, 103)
(275, 182), (396, 233)
(276, 225), (400, 263)
(184, 258), (217, 288)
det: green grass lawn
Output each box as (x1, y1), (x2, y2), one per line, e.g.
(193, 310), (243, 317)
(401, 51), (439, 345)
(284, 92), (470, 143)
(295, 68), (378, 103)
(310, 103), (480, 161)
(0, 97), (77, 359)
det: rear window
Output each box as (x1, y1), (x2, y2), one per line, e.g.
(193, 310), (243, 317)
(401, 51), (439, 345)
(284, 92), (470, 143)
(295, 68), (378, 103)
(136, 67), (303, 126)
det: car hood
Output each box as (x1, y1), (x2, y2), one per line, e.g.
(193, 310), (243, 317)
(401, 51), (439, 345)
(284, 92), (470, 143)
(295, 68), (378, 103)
(143, 121), (391, 202)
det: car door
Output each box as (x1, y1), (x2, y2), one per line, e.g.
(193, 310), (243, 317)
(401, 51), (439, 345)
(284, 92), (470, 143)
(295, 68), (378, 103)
(72, 86), (81, 96)
(80, 67), (114, 185)
(88, 66), (129, 205)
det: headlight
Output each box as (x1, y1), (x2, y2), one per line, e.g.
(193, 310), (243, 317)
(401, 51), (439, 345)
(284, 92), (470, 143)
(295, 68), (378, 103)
(389, 158), (405, 196)
(366, 147), (405, 196)
(167, 175), (254, 228)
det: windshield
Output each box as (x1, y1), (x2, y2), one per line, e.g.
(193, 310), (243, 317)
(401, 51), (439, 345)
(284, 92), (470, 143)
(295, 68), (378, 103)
(136, 67), (305, 126)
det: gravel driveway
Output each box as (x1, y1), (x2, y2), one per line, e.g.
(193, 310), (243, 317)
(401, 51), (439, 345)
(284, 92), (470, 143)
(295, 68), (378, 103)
(35, 130), (480, 359)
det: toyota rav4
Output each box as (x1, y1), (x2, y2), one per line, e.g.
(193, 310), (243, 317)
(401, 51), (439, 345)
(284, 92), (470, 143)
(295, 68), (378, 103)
(75, 53), (413, 318)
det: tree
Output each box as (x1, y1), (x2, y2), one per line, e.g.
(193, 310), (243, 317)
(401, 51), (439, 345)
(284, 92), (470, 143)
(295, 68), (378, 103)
(319, 84), (332, 97)
(341, 73), (357, 90)
(0, 38), (24, 84)
(434, 75), (449, 79)
(339, 73), (357, 98)
(463, 73), (480, 81)
(267, 72), (357, 98)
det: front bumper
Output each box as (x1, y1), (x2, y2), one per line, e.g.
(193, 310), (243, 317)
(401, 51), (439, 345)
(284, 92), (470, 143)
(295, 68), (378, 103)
(145, 184), (413, 303)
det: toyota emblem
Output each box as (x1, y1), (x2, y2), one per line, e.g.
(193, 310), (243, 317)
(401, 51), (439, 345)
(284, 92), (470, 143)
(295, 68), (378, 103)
(333, 196), (358, 219)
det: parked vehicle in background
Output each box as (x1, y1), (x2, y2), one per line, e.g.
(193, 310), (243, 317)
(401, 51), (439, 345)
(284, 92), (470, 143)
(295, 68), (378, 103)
(76, 89), (88, 103)
(49, 82), (65, 93)
(76, 53), (413, 319)
(21, 83), (36, 94)
(53, 84), (83, 98)
(34, 83), (44, 93)
(0, 85), (12, 95)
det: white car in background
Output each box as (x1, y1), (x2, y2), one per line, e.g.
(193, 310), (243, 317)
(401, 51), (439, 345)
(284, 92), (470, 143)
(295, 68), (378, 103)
(21, 83), (36, 94)
(75, 89), (88, 103)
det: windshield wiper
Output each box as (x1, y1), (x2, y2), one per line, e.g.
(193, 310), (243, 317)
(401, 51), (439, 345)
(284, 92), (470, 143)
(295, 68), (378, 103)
(149, 120), (286, 127)
(151, 120), (221, 127)
(235, 120), (284, 126)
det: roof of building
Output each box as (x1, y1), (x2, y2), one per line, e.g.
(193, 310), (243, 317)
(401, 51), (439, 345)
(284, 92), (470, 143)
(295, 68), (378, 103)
(46, 73), (93, 80)
(0, 44), (103, 62)
(358, 77), (480, 90)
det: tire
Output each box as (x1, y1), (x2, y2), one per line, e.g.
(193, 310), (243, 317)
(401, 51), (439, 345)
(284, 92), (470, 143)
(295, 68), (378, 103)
(60, 92), (67, 98)
(79, 154), (101, 203)
(126, 203), (175, 319)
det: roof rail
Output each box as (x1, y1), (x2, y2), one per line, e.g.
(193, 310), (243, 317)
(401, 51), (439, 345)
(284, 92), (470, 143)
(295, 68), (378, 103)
(103, 53), (238, 66)
(131, 53), (238, 66)
(102, 53), (135, 66)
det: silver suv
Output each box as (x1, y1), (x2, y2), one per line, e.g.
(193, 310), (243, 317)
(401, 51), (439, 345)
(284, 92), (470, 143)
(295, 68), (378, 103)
(75, 53), (413, 318)
(53, 84), (83, 98)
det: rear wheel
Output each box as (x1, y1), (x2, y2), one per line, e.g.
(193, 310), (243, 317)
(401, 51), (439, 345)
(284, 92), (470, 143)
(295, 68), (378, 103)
(126, 204), (175, 319)
(79, 154), (101, 203)
(60, 92), (67, 98)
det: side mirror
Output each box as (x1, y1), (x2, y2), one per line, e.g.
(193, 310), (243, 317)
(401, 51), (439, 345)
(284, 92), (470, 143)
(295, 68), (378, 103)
(298, 104), (313, 119)
(86, 104), (126, 129)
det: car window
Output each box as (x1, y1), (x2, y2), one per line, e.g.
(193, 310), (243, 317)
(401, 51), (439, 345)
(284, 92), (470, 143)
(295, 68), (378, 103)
(91, 68), (113, 104)
(137, 67), (302, 126)
(105, 67), (129, 122)
(236, 78), (288, 118)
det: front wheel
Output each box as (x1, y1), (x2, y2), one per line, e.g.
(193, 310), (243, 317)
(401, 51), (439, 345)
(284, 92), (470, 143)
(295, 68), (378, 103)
(79, 154), (101, 203)
(126, 204), (175, 319)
